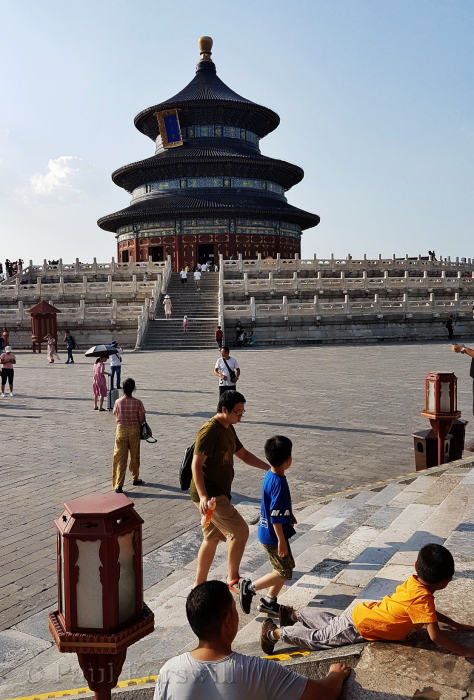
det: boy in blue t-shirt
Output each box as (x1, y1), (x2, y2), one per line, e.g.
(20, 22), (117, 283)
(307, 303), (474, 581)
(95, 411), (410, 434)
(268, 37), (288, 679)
(239, 435), (296, 616)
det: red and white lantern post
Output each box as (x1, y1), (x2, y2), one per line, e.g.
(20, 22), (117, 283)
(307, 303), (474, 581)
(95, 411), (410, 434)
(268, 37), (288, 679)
(421, 372), (461, 466)
(49, 493), (154, 699)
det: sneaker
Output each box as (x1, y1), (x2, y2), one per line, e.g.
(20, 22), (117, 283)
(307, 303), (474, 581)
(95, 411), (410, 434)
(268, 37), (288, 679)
(0, 393), (5, 398)
(257, 598), (281, 617)
(279, 604), (296, 627)
(132, 479), (144, 486)
(9, 392), (13, 397)
(238, 578), (255, 614)
(260, 619), (277, 655)
(115, 486), (123, 493)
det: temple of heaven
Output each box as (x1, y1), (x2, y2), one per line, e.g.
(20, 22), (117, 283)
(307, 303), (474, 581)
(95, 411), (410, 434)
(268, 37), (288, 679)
(98, 37), (319, 270)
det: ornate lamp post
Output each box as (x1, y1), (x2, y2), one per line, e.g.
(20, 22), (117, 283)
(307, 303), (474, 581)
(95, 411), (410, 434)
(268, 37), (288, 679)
(49, 493), (154, 700)
(421, 372), (461, 466)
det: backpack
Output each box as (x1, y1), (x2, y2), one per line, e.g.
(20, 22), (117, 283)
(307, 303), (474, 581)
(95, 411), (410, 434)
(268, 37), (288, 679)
(179, 443), (195, 491)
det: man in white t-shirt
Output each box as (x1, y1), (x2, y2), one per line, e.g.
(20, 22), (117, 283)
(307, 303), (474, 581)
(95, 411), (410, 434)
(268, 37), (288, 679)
(109, 340), (123, 389)
(154, 580), (350, 700)
(214, 346), (240, 395)
(180, 268), (188, 284)
(193, 268), (201, 291)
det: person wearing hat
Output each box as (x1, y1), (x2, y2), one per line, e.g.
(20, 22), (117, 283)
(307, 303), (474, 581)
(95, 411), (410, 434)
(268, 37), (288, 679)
(109, 340), (123, 390)
(163, 294), (172, 319)
(0, 345), (16, 397)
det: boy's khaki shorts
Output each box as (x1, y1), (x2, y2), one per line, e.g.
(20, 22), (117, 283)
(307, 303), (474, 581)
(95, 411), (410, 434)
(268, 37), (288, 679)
(196, 494), (249, 543)
(263, 542), (295, 580)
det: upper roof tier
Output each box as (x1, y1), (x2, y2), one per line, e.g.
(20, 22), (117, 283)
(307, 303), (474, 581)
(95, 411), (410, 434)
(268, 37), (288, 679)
(134, 38), (280, 141)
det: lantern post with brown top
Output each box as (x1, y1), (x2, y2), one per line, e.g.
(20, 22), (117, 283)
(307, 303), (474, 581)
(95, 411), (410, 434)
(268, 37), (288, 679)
(421, 372), (461, 466)
(26, 300), (61, 353)
(49, 492), (154, 700)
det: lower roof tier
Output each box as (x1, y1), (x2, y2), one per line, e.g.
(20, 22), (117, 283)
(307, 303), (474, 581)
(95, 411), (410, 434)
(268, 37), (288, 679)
(98, 192), (319, 233)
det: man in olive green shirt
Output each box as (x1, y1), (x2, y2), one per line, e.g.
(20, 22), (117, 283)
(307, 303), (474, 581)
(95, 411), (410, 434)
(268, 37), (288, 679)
(191, 390), (269, 589)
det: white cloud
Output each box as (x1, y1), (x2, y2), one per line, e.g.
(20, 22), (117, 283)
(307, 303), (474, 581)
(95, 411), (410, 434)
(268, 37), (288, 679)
(30, 156), (82, 195)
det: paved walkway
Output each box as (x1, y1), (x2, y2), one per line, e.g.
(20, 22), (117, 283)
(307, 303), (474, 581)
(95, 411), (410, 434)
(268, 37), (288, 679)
(0, 342), (472, 635)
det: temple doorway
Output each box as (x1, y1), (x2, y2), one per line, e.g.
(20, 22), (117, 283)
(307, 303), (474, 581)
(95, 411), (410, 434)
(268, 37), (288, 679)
(149, 246), (164, 262)
(198, 244), (214, 265)
(121, 250), (129, 262)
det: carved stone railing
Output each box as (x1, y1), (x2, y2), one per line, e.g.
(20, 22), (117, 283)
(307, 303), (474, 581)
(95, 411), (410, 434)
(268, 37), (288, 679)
(5, 257), (167, 284)
(224, 270), (473, 295)
(222, 253), (473, 274)
(223, 292), (474, 321)
(0, 275), (161, 303)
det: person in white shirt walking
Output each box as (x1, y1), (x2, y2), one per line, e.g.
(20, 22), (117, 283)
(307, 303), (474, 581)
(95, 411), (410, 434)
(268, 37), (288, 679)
(180, 268), (188, 284)
(193, 268), (201, 291)
(214, 346), (240, 395)
(109, 340), (123, 389)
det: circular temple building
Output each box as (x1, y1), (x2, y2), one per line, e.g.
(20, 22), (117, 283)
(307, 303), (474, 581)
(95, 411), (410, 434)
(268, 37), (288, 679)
(98, 37), (319, 270)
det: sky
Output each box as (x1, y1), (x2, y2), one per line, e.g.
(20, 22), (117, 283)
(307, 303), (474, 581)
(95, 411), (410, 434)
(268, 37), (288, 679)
(1, 0), (473, 265)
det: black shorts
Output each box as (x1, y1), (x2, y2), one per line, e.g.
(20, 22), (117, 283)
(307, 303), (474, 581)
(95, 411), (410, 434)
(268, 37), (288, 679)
(1, 368), (14, 385)
(219, 384), (236, 395)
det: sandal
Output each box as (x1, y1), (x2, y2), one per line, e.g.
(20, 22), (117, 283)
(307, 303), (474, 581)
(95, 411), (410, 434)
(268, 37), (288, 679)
(227, 577), (241, 595)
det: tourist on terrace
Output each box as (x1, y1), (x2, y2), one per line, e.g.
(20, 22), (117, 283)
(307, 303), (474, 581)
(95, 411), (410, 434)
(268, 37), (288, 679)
(193, 267), (201, 290)
(154, 580), (351, 700)
(180, 267), (188, 284)
(92, 355), (109, 411)
(163, 294), (172, 318)
(0, 345), (16, 398)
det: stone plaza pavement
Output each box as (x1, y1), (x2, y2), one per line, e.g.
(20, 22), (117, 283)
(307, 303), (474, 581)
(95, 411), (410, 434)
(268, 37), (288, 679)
(0, 342), (473, 697)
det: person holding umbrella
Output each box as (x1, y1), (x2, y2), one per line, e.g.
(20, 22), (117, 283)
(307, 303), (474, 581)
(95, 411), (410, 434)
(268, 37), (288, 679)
(93, 355), (109, 411)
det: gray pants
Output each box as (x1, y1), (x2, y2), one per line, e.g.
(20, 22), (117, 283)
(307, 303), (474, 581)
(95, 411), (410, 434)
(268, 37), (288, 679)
(280, 607), (365, 650)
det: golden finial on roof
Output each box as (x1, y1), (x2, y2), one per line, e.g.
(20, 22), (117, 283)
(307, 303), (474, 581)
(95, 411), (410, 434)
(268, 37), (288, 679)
(198, 36), (213, 62)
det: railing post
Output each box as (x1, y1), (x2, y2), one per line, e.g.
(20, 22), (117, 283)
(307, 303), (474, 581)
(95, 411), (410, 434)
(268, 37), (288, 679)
(340, 271), (345, 280)
(112, 298), (117, 321)
(276, 253), (281, 273)
(238, 253), (243, 273)
(267, 272), (273, 295)
(80, 299), (85, 322)
(243, 272), (249, 296)
(430, 292), (435, 309)
(454, 292), (460, 310)
(257, 253), (262, 273)
(344, 293), (350, 314)
(362, 270), (367, 281)
(292, 272), (298, 290)
(37, 276), (42, 296)
(111, 257), (116, 274)
(313, 294), (319, 315)
(250, 296), (256, 322)
(59, 275), (65, 298)
(374, 293), (380, 312)
(75, 258), (80, 274)
(93, 257), (98, 274)
(403, 293), (408, 312)
(108, 275), (113, 294)
(282, 295), (288, 321)
(218, 261), (225, 331)
(317, 270), (322, 290)
(18, 300), (24, 323)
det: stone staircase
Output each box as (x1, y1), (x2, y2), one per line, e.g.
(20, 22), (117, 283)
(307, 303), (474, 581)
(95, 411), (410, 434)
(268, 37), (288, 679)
(141, 272), (218, 350)
(2, 458), (472, 699)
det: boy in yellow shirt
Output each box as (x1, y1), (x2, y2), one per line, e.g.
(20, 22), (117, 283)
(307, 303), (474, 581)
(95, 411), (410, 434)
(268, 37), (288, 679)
(261, 543), (474, 657)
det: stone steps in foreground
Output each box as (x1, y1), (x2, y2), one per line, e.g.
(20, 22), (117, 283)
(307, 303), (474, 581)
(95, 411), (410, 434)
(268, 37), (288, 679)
(1, 458), (473, 699)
